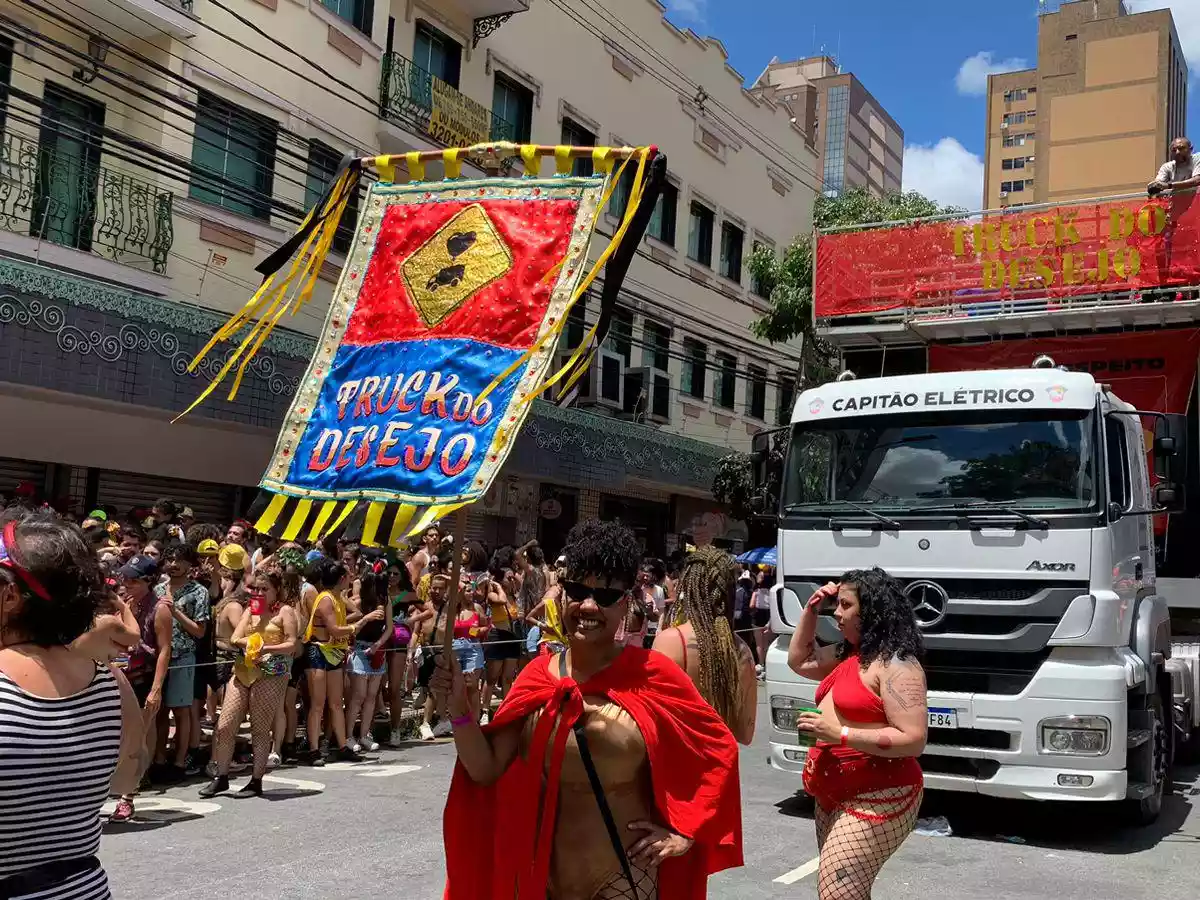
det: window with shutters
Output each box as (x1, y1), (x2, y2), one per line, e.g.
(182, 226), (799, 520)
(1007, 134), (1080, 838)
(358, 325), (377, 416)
(687, 201), (714, 267)
(190, 91), (277, 221)
(747, 365), (766, 419)
(305, 139), (360, 255)
(560, 117), (595, 177)
(414, 21), (461, 87)
(682, 337), (707, 400)
(317, 0), (374, 37)
(715, 352), (736, 409)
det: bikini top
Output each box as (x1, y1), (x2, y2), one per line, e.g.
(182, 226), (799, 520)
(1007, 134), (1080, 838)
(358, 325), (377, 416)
(815, 654), (887, 724)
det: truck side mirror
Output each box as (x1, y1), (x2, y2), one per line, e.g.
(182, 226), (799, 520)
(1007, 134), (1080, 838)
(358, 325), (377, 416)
(1152, 414), (1188, 483)
(1154, 436), (1176, 456)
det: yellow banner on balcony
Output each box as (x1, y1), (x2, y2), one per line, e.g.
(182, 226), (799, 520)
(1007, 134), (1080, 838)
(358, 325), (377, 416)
(429, 80), (491, 147)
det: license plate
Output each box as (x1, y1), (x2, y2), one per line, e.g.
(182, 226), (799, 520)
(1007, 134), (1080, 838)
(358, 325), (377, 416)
(928, 707), (958, 729)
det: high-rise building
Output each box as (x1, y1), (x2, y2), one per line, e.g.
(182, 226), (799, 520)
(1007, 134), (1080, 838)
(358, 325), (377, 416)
(753, 56), (904, 197)
(983, 0), (1188, 209)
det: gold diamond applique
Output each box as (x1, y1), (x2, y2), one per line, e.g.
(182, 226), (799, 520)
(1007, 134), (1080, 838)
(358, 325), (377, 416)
(401, 204), (514, 326)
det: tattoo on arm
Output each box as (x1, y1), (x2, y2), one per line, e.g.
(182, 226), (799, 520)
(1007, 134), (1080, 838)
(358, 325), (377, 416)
(875, 732), (893, 750)
(885, 668), (925, 711)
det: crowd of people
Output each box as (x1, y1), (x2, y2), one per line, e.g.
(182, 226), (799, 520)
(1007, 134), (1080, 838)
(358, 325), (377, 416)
(0, 493), (927, 900)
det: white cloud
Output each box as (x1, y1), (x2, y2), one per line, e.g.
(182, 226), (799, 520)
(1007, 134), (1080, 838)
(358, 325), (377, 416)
(1126, 1), (1200, 77)
(955, 51), (1030, 96)
(903, 138), (986, 212)
(664, 0), (708, 24)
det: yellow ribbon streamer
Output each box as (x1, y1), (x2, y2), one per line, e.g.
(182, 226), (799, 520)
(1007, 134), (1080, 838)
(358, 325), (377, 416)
(281, 498), (314, 542)
(405, 151), (425, 182)
(254, 493), (289, 534)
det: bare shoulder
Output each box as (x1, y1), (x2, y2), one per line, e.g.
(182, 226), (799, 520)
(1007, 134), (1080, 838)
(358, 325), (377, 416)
(879, 655), (926, 710)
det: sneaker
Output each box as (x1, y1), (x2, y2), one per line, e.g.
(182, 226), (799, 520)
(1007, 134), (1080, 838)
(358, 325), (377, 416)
(348, 740), (362, 754)
(419, 722), (435, 741)
(266, 752), (281, 770)
(198, 775), (229, 798)
(108, 798), (134, 823)
(361, 737), (380, 753)
(432, 720), (453, 738)
(389, 728), (405, 746)
(479, 712), (490, 726)
(234, 777), (263, 798)
(298, 747), (325, 767)
(335, 745), (365, 763)
(183, 752), (203, 777)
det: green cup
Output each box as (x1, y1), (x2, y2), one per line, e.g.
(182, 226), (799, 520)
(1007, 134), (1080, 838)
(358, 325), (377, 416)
(796, 705), (822, 747)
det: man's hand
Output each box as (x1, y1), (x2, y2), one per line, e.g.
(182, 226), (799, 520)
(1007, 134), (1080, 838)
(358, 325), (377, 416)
(72, 611), (139, 662)
(430, 650), (469, 718)
(1148, 180), (1166, 196)
(626, 821), (694, 869)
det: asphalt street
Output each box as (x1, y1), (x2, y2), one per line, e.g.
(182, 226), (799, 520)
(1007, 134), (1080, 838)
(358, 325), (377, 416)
(98, 693), (1200, 899)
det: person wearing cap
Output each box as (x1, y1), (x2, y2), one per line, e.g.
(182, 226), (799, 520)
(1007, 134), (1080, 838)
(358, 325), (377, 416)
(81, 509), (108, 530)
(179, 507), (195, 533)
(192, 537), (223, 746)
(110, 554), (174, 822)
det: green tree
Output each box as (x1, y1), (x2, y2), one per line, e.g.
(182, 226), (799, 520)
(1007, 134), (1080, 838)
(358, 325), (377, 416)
(749, 187), (964, 375)
(717, 188), (963, 525)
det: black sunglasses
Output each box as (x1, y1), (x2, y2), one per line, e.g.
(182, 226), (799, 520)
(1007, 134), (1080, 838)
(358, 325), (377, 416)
(562, 580), (626, 608)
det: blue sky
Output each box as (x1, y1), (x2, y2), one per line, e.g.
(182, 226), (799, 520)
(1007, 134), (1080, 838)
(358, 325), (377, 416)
(662, 0), (1199, 211)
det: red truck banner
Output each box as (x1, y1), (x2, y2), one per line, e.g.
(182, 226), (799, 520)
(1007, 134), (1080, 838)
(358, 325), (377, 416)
(930, 330), (1200, 536)
(815, 195), (1200, 317)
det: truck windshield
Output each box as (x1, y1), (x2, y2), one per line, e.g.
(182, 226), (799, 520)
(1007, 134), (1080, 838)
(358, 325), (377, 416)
(783, 408), (1097, 515)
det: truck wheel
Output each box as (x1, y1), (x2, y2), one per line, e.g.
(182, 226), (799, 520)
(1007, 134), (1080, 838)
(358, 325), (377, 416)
(1124, 690), (1170, 826)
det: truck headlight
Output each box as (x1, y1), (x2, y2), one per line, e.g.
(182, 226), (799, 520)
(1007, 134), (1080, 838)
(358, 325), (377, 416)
(771, 696), (801, 731)
(1038, 715), (1110, 756)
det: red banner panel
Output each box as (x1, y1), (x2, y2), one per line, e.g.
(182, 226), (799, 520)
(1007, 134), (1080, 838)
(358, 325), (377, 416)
(930, 330), (1200, 537)
(816, 196), (1200, 317)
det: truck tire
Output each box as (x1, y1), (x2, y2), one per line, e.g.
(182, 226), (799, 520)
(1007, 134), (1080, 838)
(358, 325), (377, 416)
(1123, 689), (1171, 826)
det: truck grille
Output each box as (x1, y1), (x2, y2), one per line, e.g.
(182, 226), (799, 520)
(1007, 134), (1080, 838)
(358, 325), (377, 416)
(926, 727), (1012, 751)
(925, 648), (1054, 694)
(919, 755), (1001, 779)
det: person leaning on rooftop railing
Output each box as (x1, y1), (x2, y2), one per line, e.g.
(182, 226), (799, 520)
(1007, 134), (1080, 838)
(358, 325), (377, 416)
(1148, 137), (1200, 197)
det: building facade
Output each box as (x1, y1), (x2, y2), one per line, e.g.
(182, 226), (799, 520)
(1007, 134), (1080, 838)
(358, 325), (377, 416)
(752, 55), (904, 198)
(0, 0), (815, 555)
(983, 0), (1188, 210)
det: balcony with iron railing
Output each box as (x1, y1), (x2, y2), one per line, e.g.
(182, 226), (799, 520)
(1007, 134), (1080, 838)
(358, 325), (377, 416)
(379, 51), (517, 149)
(0, 133), (174, 275)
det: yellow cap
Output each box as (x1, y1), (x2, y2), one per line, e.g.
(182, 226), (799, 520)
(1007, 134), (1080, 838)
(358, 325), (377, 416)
(218, 543), (247, 571)
(196, 538), (220, 556)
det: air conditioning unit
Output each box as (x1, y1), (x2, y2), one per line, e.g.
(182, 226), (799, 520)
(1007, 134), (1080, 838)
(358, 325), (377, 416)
(572, 348), (623, 410)
(1001, 122), (1009, 129)
(1000, 191), (1009, 197)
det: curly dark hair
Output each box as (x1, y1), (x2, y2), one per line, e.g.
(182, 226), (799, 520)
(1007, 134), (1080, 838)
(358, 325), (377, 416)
(837, 567), (923, 665)
(462, 540), (488, 573)
(562, 520), (642, 586)
(312, 557), (348, 590)
(0, 511), (106, 646)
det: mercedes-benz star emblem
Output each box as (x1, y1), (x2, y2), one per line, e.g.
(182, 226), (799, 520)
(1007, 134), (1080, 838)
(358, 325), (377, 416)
(904, 580), (949, 629)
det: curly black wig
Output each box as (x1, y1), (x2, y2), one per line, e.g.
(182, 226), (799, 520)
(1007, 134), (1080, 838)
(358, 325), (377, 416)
(562, 520), (642, 586)
(837, 567), (923, 665)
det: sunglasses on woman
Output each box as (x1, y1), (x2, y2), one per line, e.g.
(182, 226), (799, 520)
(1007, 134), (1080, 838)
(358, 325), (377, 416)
(562, 580), (627, 608)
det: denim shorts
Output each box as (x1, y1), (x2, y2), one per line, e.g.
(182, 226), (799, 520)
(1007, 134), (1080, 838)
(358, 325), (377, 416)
(452, 638), (485, 674)
(164, 652), (195, 709)
(349, 641), (386, 677)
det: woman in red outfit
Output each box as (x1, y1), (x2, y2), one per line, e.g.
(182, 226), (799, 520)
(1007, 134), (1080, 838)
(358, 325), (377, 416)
(438, 520), (742, 900)
(789, 568), (927, 900)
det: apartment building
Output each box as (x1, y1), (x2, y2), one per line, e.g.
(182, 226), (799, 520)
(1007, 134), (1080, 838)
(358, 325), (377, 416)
(0, 0), (815, 553)
(752, 55), (904, 198)
(983, 0), (1188, 209)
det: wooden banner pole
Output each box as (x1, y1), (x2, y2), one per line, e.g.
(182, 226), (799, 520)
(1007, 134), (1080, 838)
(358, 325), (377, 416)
(441, 505), (469, 663)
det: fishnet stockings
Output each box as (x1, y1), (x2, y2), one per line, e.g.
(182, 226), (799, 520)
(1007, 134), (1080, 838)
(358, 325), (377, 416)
(211, 674), (289, 779)
(813, 787), (922, 899)
(592, 861), (657, 899)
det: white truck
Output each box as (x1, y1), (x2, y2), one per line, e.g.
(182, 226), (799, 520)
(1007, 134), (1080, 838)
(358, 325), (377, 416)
(755, 360), (1200, 824)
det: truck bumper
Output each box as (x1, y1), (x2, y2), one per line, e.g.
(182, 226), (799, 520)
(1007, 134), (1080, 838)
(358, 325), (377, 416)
(924, 764), (1125, 801)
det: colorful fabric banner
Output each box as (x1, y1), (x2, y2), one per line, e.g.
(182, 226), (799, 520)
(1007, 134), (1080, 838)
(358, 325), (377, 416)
(816, 195), (1200, 318)
(183, 144), (661, 547)
(254, 175), (609, 539)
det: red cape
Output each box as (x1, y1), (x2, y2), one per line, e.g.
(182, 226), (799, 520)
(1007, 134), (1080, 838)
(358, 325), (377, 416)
(443, 647), (743, 899)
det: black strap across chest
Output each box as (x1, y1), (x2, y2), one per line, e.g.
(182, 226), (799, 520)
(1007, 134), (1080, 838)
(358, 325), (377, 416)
(559, 653), (637, 895)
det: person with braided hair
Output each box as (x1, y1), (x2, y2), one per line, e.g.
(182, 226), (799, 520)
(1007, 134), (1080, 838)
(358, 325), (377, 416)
(653, 546), (757, 745)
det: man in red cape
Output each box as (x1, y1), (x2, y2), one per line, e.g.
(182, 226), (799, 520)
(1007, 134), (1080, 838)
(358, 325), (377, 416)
(443, 644), (743, 899)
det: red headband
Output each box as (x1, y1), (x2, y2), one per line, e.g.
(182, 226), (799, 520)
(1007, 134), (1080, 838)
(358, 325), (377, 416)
(0, 521), (51, 601)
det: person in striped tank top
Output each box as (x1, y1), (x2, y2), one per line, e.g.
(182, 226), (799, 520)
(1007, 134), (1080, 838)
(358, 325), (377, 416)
(0, 511), (143, 899)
